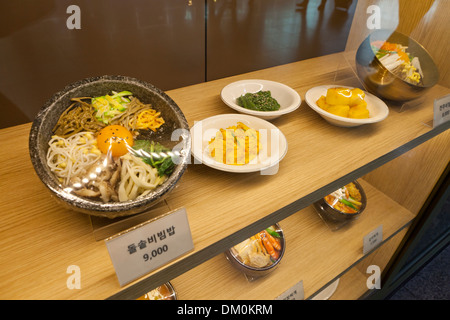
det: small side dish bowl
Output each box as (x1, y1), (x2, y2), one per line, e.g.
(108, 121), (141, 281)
(221, 79), (301, 120)
(305, 85), (389, 127)
(225, 223), (286, 278)
(313, 181), (367, 222)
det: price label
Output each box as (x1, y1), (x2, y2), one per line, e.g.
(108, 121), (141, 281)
(433, 94), (450, 128)
(105, 207), (194, 286)
(276, 281), (304, 300)
(363, 225), (383, 255)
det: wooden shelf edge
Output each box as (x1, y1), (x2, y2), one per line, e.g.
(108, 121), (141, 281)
(122, 179), (415, 300)
(309, 222), (411, 300)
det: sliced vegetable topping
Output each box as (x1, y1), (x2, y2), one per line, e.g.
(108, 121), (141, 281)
(92, 91), (132, 124)
(132, 140), (176, 177)
(265, 226), (281, 238)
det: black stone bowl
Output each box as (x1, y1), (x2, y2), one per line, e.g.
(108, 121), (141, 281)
(29, 75), (191, 218)
(225, 223), (286, 279)
(313, 180), (367, 222)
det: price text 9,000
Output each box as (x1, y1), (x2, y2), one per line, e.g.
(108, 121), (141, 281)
(143, 245), (169, 262)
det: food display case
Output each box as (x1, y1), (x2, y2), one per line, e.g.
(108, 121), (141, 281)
(0, 0), (449, 301)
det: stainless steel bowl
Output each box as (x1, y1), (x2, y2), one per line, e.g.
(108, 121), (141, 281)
(355, 30), (439, 101)
(313, 180), (367, 222)
(225, 223), (286, 278)
(29, 75), (191, 218)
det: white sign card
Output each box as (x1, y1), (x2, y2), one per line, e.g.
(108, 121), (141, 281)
(363, 225), (383, 255)
(276, 280), (304, 300)
(105, 207), (194, 286)
(433, 94), (450, 128)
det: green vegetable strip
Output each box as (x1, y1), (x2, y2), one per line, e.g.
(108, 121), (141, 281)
(111, 91), (132, 99)
(339, 198), (358, 210)
(266, 227), (280, 238)
(132, 140), (175, 177)
(92, 91), (132, 124)
(347, 196), (362, 206)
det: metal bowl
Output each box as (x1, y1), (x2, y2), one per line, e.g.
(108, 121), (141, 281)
(355, 30), (439, 101)
(313, 180), (367, 222)
(225, 223), (285, 278)
(29, 75), (191, 218)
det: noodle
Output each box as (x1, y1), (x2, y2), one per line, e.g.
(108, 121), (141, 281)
(46, 132), (102, 185)
(110, 97), (165, 132)
(53, 98), (105, 138)
(118, 153), (167, 201)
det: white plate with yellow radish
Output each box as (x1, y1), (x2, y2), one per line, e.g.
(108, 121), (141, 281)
(190, 114), (288, 173)
(305, 85), (389, 127)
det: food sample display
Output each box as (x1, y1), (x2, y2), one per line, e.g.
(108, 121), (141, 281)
(137, 282), (177, 300)
(314, 181), (367, 222)
(190, 114), (288, 173)
(324, 182), (363, 214)
(316, 87), (369, 119)
(305, 85), (389, 127)
(371, 41), (423, 85)
(236, 90), (281, 111)
(220, 79), (301, 120)
(46, 91), (175, 203)
(355, 30), (439, 102)
(226, 224), (285, 278)
(208, 121), (261, 165)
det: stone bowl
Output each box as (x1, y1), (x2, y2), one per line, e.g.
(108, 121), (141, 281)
(29, 75), (191, 218)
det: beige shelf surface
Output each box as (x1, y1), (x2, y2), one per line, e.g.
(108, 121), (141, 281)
(0, 51), (448, 300)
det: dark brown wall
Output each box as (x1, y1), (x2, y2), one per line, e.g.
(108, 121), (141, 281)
(0, 0), (356, 129)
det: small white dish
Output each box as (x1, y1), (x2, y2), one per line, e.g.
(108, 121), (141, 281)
(311, 278), (340, 300)
(305, 85), (389, 127)
(190, 114), (288, 173)
(221, 79), (301, 120)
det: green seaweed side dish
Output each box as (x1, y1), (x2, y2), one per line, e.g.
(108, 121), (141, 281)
(236, 91), (281, 112)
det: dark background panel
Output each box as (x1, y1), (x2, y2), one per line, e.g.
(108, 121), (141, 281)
(0, 0), (205, 128)
(206, 0), (356, 81)
(0, 0), (356, 129)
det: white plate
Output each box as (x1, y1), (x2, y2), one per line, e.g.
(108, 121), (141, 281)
(190, 114), (288, 173)
(311, 278), (340, 300)
(221, 79), (301, 120)
(305, 85), (389, 127)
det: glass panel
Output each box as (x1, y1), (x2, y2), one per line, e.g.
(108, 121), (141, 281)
(0, 0), (205, 129)
(206, 0), (357, 81)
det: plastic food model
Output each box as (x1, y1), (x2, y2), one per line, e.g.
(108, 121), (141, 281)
(325, 182), (363, 214)
(232, 225), (283, 269)
(208, 122), (261, 165)
(313, 181), (367, 228)
(236, 90), (281, 111)
(316, 87), (369, 119)
(371, 41), (423, 85)
(137, 283), (176, 300)
(46, 91), (176, 203)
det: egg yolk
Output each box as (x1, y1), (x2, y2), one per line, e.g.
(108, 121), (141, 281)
(97, 125), (134, 157)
